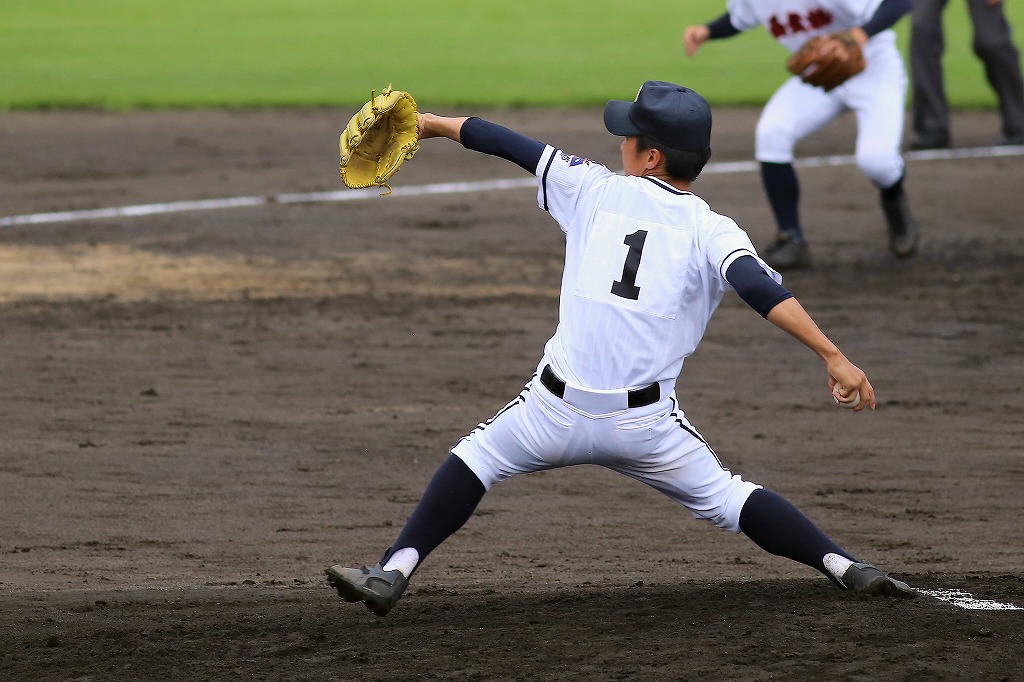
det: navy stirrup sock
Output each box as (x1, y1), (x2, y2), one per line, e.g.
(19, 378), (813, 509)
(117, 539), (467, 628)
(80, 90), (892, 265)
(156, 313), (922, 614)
(739, 488), (856, 582)
(760, 162), (802, 238)
(383, 454), (486, 569)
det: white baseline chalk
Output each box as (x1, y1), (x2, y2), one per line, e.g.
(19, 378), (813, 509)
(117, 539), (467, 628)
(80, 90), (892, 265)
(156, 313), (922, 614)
(2, 145), (1022, 229)
(920, 588), (1023, 611)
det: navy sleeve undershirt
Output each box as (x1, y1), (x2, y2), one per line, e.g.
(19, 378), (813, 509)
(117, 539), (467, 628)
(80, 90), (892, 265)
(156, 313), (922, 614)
(460, 117), (546, 173)
(725, 255), (794, 318)
(861, 0), (910, 36)
(706, 12), (741, 39)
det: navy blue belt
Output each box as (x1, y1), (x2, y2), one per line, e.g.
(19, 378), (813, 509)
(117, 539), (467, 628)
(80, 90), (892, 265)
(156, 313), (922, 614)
(540, 365), (661, 409)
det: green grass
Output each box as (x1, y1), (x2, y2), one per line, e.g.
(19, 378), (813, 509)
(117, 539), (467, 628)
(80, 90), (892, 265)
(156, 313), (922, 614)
(0, 0), (1019, 109)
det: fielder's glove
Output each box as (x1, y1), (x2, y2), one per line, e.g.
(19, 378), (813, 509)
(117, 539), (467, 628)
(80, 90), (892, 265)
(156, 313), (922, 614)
(339, 85), (420, 194)
(786, 30), (866, 92)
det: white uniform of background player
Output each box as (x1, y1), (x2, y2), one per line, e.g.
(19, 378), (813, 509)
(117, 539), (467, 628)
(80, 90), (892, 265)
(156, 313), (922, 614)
(325, 81), (916, 617)
(735, 0), (905, 185)
(684, 0), (916, 269)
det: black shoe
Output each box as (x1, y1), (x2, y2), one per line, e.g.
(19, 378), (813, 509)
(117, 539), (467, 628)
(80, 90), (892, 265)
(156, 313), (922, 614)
(881, 193), (918, 258)
(840, 562), (917, 599)
(762, 233), (811, 270)
(910, 130), (950, 151)
(998, 132), (1024, 146)
(325, 562), (409, 616)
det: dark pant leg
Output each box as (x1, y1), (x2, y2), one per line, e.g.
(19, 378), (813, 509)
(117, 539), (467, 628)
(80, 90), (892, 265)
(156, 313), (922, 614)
(759, 162), (802, 237)
(383, 454), (486, 573)
(910, 0), (952, 137)
(967, 0), (1024, 137)
(739, 488), (856, 586)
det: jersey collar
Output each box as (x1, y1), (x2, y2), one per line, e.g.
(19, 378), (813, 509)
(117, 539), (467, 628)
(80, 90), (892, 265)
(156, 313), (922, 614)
(643, 176), (693, 196)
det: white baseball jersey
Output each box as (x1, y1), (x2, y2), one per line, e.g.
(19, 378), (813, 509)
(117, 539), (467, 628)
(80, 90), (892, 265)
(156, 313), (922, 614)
(450, 145), (765, 531)
(726, 0), (891, 53)
(535, 147), (779, 392)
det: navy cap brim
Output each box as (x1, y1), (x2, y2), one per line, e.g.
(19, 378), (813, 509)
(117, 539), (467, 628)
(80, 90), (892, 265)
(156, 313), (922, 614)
(603, 100), (642, 137)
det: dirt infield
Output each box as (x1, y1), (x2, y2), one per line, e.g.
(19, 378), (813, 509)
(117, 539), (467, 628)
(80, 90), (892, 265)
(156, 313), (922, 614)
(1, 106), (1022, 681)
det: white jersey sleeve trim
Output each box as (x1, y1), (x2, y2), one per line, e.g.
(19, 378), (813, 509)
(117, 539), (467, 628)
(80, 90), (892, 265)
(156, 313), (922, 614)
(719, 248), (784, 286)
(535, 145), (560, 212)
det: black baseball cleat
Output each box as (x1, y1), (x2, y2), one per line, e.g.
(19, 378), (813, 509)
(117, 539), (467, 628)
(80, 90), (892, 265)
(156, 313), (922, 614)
(881, 193), (918, 258)
(910, 130), (950, 151)
(762, 232), (811, 270)
(325, 562), (409, 617)
(840, 562), (917, 599)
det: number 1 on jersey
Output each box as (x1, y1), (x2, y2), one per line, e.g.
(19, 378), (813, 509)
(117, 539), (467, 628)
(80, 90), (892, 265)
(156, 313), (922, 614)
(611, 229), (648, 300)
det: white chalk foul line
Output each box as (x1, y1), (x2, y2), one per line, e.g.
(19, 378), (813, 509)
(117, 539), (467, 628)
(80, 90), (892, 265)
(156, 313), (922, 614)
(2, 145), (1022, 229)
(0, 178), (540, 228)
(920, 588), (1023, 611)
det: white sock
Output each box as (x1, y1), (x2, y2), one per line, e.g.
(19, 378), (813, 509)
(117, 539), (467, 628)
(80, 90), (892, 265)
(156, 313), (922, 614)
(823, 552), (854, 582)
(382, 547), (419, 578)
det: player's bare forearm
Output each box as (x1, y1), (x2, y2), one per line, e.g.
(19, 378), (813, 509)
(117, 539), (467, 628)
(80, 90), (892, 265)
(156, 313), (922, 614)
(766, 298), (876, 410)
(765, 298), (839, 361)
(417, 113), (469, 142)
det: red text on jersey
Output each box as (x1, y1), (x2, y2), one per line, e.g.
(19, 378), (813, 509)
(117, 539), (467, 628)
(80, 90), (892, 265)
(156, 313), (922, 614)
(768, 8), (834, 37)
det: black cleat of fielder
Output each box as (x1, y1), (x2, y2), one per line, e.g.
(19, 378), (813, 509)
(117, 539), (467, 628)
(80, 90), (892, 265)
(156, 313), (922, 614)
(762, 232), (811, 270)
(839, 562), (916, 599)
(881, 193), (918, 258)
(325, 562), (409, 616)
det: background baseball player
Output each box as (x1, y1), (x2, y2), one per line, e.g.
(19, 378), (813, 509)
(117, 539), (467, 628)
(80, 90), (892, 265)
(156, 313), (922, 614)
(910, 0), (1024, 149)
(325, 80), (916, 617)
(683, 0), (916, 269)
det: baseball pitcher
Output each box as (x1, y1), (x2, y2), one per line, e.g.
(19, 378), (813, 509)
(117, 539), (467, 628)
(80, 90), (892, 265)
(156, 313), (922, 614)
(326, 81), (916, 617)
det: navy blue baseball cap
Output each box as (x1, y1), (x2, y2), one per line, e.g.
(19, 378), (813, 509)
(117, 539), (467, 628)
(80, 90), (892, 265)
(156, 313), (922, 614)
(604, 81), (712, 152)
